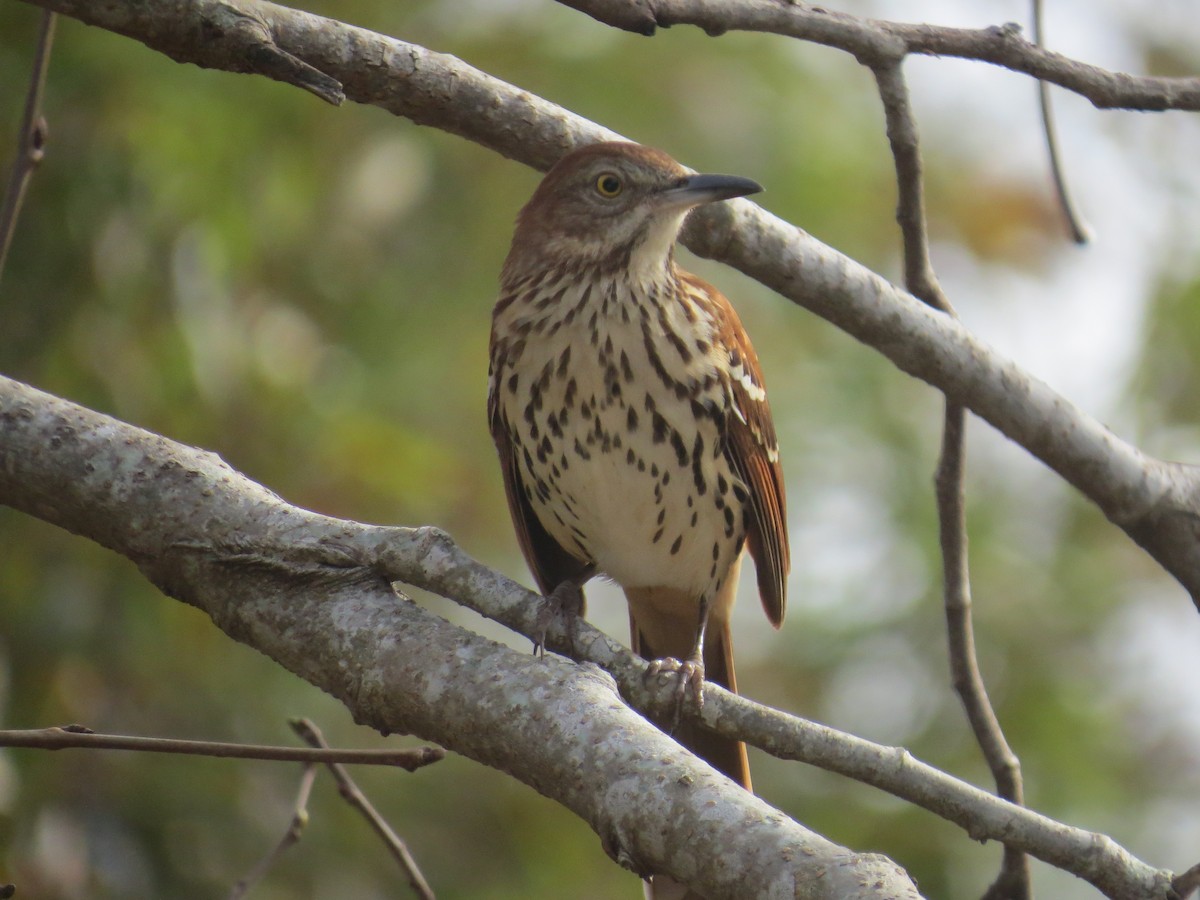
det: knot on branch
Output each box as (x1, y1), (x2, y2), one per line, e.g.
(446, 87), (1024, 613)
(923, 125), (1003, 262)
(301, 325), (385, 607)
(204, 1), (345, 104)
(850, 28), (907, 70)
(27, 115), (47, 164)
(409, 524), (457, 563)
(988, 21), (1026, 41)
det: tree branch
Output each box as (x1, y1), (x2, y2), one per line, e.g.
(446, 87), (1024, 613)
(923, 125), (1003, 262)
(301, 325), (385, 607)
(1, 373), (1184, 898)
(557, 0), (1200, 112)
(937, 405), (1032, 900)
(374, 521), (1176, 899)
(16, 0), (1200, 607)
(704, 202), (1200, 607)
(16, 0), (619, 169)
(0, 375), (920, 900)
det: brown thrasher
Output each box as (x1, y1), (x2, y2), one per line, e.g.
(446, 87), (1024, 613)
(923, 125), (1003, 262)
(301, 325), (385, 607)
(488, 142), (788, 897)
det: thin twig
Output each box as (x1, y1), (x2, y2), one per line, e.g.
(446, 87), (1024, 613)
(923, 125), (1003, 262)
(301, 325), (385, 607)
(0, 9), (55, 285)
(1032, 0), (1091, 244)
(228, 761), (319, 899)
(937, 407), (1031, 900)
(291, 719), (436, 900)
(0, 724), (445, 770)
(871, 59), (1032, 900)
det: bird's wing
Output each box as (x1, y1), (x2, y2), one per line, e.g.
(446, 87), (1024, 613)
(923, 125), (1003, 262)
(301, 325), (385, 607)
(487, 344), (591, 596)
(686, 273), (790, 627)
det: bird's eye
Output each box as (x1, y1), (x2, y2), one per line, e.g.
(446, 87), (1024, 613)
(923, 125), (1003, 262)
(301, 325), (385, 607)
(594, 173), (623, 198)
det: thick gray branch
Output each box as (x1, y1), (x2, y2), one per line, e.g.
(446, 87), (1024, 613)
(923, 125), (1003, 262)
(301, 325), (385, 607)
(1, 374), (1182, 899)
(16, 0), (1200, 604)
(0, 375), (917, 900)
(16, 0), (620, 164)
(361, 526), (1176, 899)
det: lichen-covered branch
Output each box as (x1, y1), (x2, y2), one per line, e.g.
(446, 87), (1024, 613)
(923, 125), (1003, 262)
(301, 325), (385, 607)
(0, 374), (918, 900)
(0, 373), (1182, 899)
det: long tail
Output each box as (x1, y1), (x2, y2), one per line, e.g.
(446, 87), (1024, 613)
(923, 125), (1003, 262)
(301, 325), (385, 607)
(625, 561), (747, 900)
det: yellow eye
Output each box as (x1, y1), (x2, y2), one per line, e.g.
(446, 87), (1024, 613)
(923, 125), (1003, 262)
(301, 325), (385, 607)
(594, 173), (623, 198)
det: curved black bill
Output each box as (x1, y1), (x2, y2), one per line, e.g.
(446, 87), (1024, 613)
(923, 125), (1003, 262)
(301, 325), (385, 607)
(661, 173), (763, 207)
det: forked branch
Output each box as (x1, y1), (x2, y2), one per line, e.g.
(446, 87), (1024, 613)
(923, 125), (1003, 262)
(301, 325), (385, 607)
(291, 719), (436, 900)
(229, 760), (319, 899)
(556, 0), (1200, 111)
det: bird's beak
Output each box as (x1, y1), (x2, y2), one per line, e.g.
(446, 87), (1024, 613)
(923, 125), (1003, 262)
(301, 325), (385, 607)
(658, 173), (763, 210)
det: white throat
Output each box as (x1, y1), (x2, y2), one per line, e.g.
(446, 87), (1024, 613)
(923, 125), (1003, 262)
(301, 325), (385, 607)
(625, 210), (688, 288)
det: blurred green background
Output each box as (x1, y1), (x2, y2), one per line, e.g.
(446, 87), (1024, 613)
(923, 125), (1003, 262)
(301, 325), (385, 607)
(3, 1), (1200, 897)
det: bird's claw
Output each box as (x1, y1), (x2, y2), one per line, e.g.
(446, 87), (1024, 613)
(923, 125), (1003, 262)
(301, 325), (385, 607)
(534, 580), (584, 657)
(645, 656), (705, 730)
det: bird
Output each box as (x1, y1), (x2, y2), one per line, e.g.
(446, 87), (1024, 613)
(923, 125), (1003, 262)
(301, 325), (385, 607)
(487, 141), (788, 896)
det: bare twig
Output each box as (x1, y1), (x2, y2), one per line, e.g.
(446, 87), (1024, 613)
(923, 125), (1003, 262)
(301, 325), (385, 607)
(0, 724), (445, 770)
(292, 719), (436, 900)
(228, 762), (319, 899)
(937, 408), (1032, 900)
(0, 9), (55, 284)
(1174, 862), (1200, 899)
(872, 59), (1031, 899)
(1032, 0), (1091, 244)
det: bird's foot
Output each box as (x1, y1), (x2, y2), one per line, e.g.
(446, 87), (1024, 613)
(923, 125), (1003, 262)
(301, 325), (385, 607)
(645, 656), (705, 730)
(534, 579), (584, 657)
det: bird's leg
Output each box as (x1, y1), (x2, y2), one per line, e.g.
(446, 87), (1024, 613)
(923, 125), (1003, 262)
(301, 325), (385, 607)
(646, 593), (712, 729)
(534, 578), (586, 658)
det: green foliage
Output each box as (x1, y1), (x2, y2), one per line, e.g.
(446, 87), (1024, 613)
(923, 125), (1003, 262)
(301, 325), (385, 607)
(1, 3), (1198, 898)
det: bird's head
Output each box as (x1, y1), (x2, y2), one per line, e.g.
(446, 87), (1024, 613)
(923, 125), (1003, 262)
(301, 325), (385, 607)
(504, 142), (762, 283)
